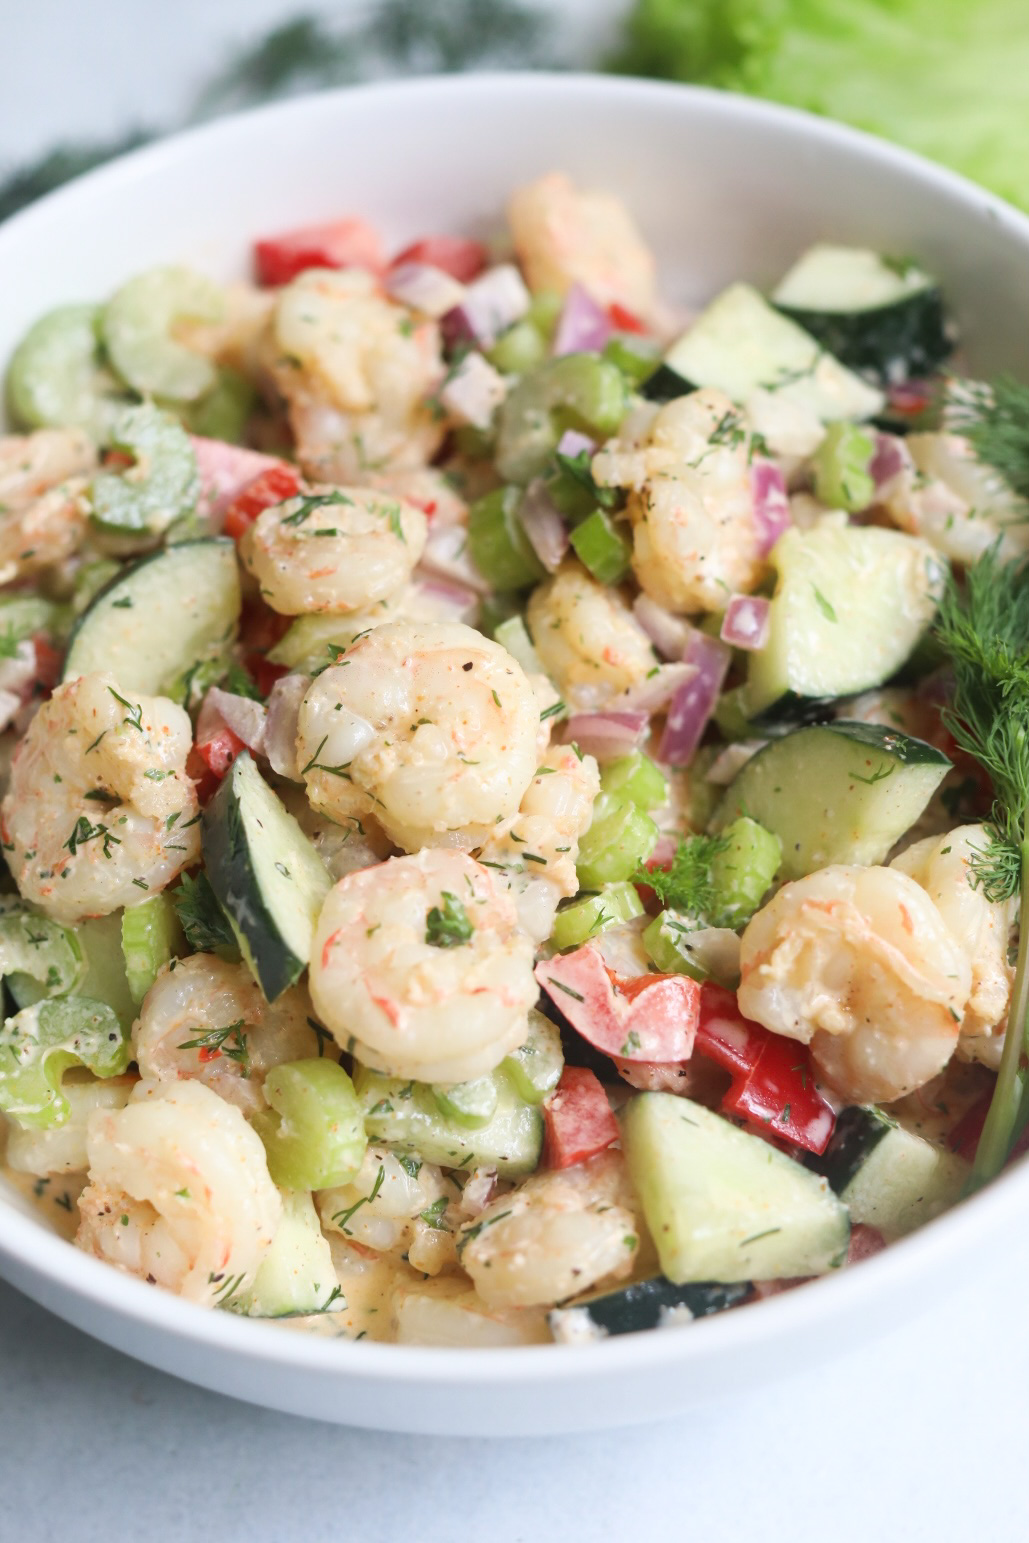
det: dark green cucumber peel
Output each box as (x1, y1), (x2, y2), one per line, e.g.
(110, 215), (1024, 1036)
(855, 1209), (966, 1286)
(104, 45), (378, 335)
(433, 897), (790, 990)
(805, 1105), (896, 1194)
(775, 290), (952, 383)
(640, 363), (696, 403)
(557, 1277), (753, 1337)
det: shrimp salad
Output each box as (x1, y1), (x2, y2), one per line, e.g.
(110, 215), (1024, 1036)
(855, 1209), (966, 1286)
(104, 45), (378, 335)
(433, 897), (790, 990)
(0, 178), (1025, 1349)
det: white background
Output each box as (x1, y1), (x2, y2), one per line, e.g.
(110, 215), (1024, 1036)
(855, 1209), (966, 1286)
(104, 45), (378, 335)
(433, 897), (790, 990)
(0, 3), (1027, 1537)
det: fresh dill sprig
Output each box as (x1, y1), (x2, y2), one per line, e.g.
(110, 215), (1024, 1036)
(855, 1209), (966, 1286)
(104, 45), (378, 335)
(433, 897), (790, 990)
(635, 833), (729, 921)
(933, 544), (1029, 1182)
(949, 375), (1029, 502)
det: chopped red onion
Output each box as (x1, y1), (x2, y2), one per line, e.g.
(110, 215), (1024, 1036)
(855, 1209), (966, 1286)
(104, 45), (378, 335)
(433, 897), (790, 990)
(706, 740), (766, 786)
(632, 594), (691, 660)
(440, 264), (530, 351)
(518, 479), (569, 573)
(411, 569), (480, 624)
(720, 594), (771, 652)
(750, 458), (791, 557)
(190, 437), (285, 521)
(199, 687), (267, 753)
(0, 688), (22, 735)
(659, 631), (731, 765)
(552, 283), (612, 357)
(556, 429), (596, 459)
(263, 674), (308, 780)
(869, 432), (911, 496)
(439, 351), (507, 431)
(420, 521), (491, 595)
(385, 261), (466, 319)
(562, 711), (649, 760)
(617, 661), (695, 714)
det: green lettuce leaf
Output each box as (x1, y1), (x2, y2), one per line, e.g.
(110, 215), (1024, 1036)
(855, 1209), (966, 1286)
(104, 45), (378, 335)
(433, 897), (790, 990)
(611, 0), (1029, 211)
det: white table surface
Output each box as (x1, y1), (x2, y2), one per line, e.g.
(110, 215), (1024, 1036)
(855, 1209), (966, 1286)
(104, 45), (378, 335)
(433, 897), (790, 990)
(1, 5), (1026, 1537)
(2, 1248), (1026, 1543)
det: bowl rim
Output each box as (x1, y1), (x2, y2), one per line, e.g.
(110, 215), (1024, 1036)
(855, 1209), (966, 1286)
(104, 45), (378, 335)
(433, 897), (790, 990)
(2, 69), (1029, 1384)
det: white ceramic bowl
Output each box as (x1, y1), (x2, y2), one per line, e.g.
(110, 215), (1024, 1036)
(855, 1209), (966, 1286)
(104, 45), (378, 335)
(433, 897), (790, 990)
(1, 73), (1028, 1437)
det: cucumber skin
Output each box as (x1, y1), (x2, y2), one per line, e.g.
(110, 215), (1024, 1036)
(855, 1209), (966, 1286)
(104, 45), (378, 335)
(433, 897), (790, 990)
(776, 290), (951, 383)
(807, 1105), (894, 1194)
(563, 1277), (753, 1337)
(355, 1065), (543, 1179)
(202, 768), (303, 1002)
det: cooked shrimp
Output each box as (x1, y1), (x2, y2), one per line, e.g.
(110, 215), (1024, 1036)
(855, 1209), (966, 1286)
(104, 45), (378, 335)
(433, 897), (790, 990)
(1, 672), (200, 923)
(892, 825), (1016, 1069)
(132, 954), (323, 1115)
(458, 1151), (639, 1310)
(310, 849), (538, 1083)
(526, 560), (657, 712)
(738, 864), (972, 1103)
(76, 1078), (281, 1304)
(0, 428), (97, 582)
(593, 390), (766, 614)
(318, 1143), (458, 1274)
(881, 433), (1029, 565)
(239, 484), (426, 616)
(477, 741), (601, 943)
(507, 172), (657, 318)
(266, 268), (444, 482)
(295, 620), (541, 852)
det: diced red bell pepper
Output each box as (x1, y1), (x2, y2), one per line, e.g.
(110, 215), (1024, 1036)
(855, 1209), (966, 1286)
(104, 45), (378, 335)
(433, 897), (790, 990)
(193, 725), (245, 781)
(245, 653), (289, 700)
(607, 301), (648, 335)
(222, 465), (302, 542)
(543, 1065), (619, 1169)
(695, 985), (835, 1155)
(535, 947), (700, 1062)
(190, 437), (290, 522)
(30, 635), (62, 692)
(885, 379), (934, 420)
(390, 235), (487, 284)
(254, 217), (384, 287)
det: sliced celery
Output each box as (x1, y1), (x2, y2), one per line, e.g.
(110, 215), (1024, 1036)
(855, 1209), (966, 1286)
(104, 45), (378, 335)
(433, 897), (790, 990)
(486, 319), (548, 375)
(5, 303), (122, 437)
(502, 1010), (563, 1104)
(253, 1059), (366, 1191)
(710, 816), (782, 926)
(121, 894), (183, 1006)
(89, 404), (199, 537)
(603, 333), (661, 386)
(432, 1075), (499, 1129)
(0, 996), (129, 1129)
(497, 355), (628, 483)
(0, 906), (85, 1005)
(576, 800), (659, 887)
(103, 265), (223, 401)
(493, 613), (545, 676)
(570, 508), (632, 584)
(643, 910), (708, 981)
(468, 485), (546, 590)
(599, 752), (668, 811)
(551, 881), (644, 951)
(179, 367), (257, 445)
(0, 593), (64, 646)
(812, 421), (877, 512)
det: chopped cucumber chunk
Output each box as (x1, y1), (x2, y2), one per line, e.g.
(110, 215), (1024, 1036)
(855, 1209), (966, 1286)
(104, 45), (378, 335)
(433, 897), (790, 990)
(621, 1093), (850, 1282)
(714, 721), (950, 880)
(229, 1189), (343, 1319)
(809, 1105), (969, 1240)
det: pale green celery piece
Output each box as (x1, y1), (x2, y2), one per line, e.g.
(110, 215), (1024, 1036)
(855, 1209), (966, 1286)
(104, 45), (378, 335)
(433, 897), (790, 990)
(71, 559), (122, 618)
(89, 404), (200, 537)
(502, 1010), (563, 1105)
(5, 303), (127, 436)
(0, 906), (85, 1006)
(550, 882), (644, 952)
(526, 290), (564, 338)
(496, 354), (629, 483)
(467, 485), (546, 591)
(710, 816), (783, 925)
(813, 421), (877, 511)
(0, 593), (63, 644)
(432, 1074), (499, 1130)
(102, 266), (224, 401)
(493, 614), (545, 677)
(178, 367), (258, 444)
(354, 1063), (543, 1177)
(228, 1189), (343, 1319)
(168, 651), (233, 710)
(253, 1059), (367, 1191)
(713, 685), (756, 742)
(486, 319), (549, 375)
(599, 752), (668, 810)
(0, 996), (128, 1128)
(121, 894), (184, 1007)
(75, 914), (140, 1031)
(576, 799), (659, 887)
(642, 910), (709, 982)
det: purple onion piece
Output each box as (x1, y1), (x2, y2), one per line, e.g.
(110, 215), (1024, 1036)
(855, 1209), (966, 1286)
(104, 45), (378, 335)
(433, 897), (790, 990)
(552, 283), (613, 357)
(617, 661), (695, 714)
(385, 261), (466, 318)
(440, 263), (530, 351)
(555, 429), (596, 459)
(750, 458), (791, 557)
(438, 352), (507, 431)
(518, 479), (569, 573)
(263, 674), (309, 780)
(412, 568), (480, 624)
(198, 688), (268, 753)
(869, 432), (910, 495)
(562, 711), (649, 761)
(659, 632), (732, 766)
(720, 594), (771, 652)
(632, 594), (692, 661)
